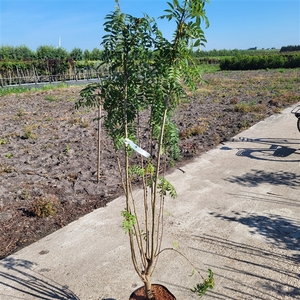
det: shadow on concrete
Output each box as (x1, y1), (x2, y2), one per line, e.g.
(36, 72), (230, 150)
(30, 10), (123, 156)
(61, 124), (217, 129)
(221, 137), (300, 162)
(227, 191), (300, 208)
(191, 234), (300, 299)
(230, 137), (300, 145)
(225, 169), (300, 187)
(210, 211), (300, 251)
(0, 258), (79, 299)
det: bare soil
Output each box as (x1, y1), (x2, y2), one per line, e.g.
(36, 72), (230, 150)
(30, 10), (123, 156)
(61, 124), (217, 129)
(1, 69), (300, 259)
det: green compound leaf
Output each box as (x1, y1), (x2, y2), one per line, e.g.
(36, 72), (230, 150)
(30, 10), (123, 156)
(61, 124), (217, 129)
(121, 210), (136, 234)
(158, 177), (177, 199)
(191, 269), (214, 297)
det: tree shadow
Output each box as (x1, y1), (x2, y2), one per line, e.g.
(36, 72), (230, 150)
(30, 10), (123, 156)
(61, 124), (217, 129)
(191, 234), (300, 299)
(0, 257), (79, 299)
(225, 169), (300, 187)
(230, 137), (300, 145)
(221, 137), (300, 162)
(210, 211), (300, 251)
(227, 191), (300, 208)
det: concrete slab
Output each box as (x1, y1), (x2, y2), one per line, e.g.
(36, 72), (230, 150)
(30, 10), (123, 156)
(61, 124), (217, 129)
(1, 104), (300, 300)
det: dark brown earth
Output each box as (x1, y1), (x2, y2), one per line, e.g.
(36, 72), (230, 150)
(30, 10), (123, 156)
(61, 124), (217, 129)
(1, 69), (300, 259)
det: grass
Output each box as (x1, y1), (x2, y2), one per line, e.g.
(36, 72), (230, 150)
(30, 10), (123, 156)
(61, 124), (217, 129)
(200, 68), (300, 110)
(233, 101), (267, 113)
(0, 164), (13, 174)
(181, 125), (206, 138)
(0, 138), (9, 145)
(23, 126), (37, 139)
(0, 82), (68, 97)
(198, 64), (220, 75)
(63, 144), (71, 154)
(17, 108), (25, 117)
(44, 95), (59, 102)
(180, 119), (208, 138)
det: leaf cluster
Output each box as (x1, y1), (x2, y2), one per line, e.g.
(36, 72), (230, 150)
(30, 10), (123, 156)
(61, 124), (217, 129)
(157, 177), (178, 199)
(121, 210), (136, 233)
(191, 269), (214, 297)
(161, 0), (209, 49)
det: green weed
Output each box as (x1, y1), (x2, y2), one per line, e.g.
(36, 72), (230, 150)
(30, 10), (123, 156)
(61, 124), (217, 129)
(44, 95), (58, 102)
(234, 102), (266, 113)
(0, 82), (69, 97)
(0, 138), (9, 145)
(63, 144), (70, 154)
(234, 102), (249, 113)
(23, 126), (37, 139)
(17, 108), (25, 117)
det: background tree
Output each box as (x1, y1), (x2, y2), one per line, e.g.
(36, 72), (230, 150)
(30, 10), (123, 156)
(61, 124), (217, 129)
(83, 49), (91, 61)
(70, 47), (83, 61)
(90, 47), (103, 60)
(36, 45), (57, 60)
(54, 47), (69, 60)
(14, 45), (36, 60)
(0, 45), (16, 60)
(36, 45), (69, 60)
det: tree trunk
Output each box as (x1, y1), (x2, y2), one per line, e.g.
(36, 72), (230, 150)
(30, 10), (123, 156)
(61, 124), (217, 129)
(144, 276), (154, 300)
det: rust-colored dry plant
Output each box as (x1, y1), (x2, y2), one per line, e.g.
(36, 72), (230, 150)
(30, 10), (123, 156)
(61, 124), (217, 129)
(31, 195), (60, 218)
(180, 125), (207, 138)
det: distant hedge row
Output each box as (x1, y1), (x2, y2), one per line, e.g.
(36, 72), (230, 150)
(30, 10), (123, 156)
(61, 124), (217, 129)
(220, 53), (300, 70)
(280, 45), (300, 52)
(0, 45), (103, 61)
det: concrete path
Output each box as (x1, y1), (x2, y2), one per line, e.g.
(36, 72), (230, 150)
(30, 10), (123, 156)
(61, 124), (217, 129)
(1, 105), (300, 300)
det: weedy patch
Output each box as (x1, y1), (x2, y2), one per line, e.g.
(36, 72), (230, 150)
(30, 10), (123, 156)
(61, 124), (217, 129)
(31, 195), (61, 218)
(0, 164), (13, 174)
(68, 117), (81, 125)
(0, 138), (9, 145)
(45, 95), (59, 102)
(240, 119), (250, 130)
(17, 108), (25, 117)
(275, 93), (300, 106)
(80, 121), (89, 128)
(20, 190), (30, 200)
(40, 143), (55, 150)
(44, 117), (54, 122)
(180, 124), (207, 138)
(23, 126), (37, 139)
(63, 144), (71, 154)
(234, 101), (266, 113)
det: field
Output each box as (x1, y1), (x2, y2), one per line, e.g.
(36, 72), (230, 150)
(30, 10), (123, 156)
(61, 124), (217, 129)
(1, 68), (300, 259)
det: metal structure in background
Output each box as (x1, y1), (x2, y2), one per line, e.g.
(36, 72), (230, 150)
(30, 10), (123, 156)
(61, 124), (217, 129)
(0, 69), (102, 88)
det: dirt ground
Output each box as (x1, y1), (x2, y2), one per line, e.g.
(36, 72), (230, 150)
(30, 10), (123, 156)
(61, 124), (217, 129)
(1, 68), (300, 259)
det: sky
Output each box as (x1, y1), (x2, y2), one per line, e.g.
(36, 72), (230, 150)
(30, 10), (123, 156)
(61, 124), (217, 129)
(0, 0), (299, 52)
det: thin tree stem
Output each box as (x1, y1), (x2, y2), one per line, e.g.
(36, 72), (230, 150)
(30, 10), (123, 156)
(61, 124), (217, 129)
(97, 104), (101, 183)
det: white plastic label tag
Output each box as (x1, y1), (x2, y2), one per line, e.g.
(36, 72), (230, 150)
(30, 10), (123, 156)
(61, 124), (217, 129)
(124, 138), (150, 158)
